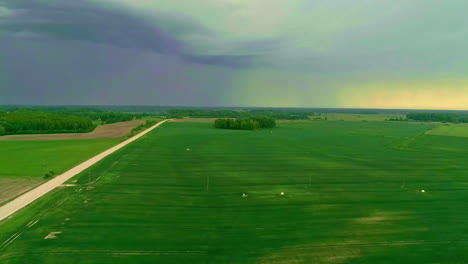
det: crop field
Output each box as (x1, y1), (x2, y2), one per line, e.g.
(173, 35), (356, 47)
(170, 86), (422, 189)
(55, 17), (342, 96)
(1, 121), (468, 263)
(0, 139), (121, 178)
(0, 139), (120, 204)
(314, 113), (406, 122)
(427, 124), (468, 137)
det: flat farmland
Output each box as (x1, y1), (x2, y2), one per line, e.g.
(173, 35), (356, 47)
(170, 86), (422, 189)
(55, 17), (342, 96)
(428, 124), (468, 137)
(316, 113), (406, 122)
(0, 139), (121, 178)
(0, 139), (120, 204)
(2, 121), (468, 263)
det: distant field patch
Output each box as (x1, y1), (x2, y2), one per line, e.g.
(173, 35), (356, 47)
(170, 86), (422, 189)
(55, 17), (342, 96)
(427, 124), (468, 137)
(170, 118), (218, 122)
(0, 139), (120, 178)
(318, 113), (405, 122)
(0, 120), (144, 141)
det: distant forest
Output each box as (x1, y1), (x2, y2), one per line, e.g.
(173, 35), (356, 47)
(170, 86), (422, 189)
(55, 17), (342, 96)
(2, 105), (467, 119)
(407, 113), (468, 123)
(17, 107), (140, 124)
(166, 109), (310, 120)
(0, 108), (139, 136)
(0, 110), (94, 135)
(214, 117), (276, 130)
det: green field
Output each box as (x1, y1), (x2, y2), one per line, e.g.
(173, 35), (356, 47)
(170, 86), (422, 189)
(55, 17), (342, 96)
(1, 121), (468, 263)
(428, 124), (468, 137)
(315, 113), (406, 122)
(0, 139), (121, 178)
(0, 139), (121, 205)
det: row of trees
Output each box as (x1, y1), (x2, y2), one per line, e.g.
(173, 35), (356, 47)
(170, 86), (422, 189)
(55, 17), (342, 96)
(166, 109), (311, 120)
(4, 107), (139, 124)
(214, 117), (276, 130)
(385, 117), (407, 121)
(37, 107), (136, 124)
(168, 109), (243, 119)
(126, 120), (159, 138)
(93, 112), (134, 124)
(248, 110), (310, 120)
(407, 113), (468, 123)
(0, 110), (95, 135)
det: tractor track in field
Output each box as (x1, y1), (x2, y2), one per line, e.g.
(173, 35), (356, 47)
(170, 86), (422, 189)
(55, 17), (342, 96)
(0, 197), (69, 251)
(1, 238), (468, 260)
(0, 120), (169, 224)
(393, 126), (438, 151)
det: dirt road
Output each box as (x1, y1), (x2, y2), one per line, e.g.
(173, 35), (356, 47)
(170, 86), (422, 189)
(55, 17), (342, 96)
(0, 120), (169, 223)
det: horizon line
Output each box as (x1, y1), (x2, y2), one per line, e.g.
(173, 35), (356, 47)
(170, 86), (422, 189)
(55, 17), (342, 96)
(1, 104), (468, 112)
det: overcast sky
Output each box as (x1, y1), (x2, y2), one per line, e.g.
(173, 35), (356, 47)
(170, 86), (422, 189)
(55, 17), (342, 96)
(1, 0), (467, 109)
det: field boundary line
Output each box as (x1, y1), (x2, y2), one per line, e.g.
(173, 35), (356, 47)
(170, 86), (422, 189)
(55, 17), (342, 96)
(392, 125), (437, 151)
(0, 119), (169, 223)
(2, 238), (468, 260)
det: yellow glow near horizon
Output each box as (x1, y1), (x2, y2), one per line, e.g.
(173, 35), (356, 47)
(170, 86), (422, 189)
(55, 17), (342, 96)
(338, 80), (468, 110)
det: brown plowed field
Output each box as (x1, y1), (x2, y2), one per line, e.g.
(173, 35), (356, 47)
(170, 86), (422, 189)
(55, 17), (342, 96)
(0, 178), (43, 206)
(0, 120), (145, 141)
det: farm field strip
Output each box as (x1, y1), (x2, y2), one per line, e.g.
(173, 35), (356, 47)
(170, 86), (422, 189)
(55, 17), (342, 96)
(0, 120), (145, 141)
(316, 113), (406, 121)
(428, 124), (468, 137)
(0, 139), (123, 178)
(0, 179), (44, 206)
(1, 121), (468, 263)
(0, 139), (123, 205)
(0, 120), (168, 223)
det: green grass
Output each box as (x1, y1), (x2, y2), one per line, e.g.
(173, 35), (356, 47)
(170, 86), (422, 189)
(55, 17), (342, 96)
(2, 121), (468, 263)
(0, 139), (120, 178)
(315, 113), (406, 122)
(428, 124), (468, 137)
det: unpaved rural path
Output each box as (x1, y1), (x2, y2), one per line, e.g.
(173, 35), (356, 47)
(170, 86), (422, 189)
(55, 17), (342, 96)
(0, 120), (169, 223)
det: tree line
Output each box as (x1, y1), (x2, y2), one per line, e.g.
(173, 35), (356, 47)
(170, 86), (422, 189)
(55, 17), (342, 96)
(31, 107), (137, 124)
(125, 120), (159, 138)
(407, 113), (468, 123)
(166, 109), (311, 120)
(214, 117), (276, 130)
(0, 110), (94, 135)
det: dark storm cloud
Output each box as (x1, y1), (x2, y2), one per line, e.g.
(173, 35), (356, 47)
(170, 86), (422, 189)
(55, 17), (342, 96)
(236, 38), (289, 55)
(0, 1), (182, 53)
(0, 36), (235, 106)
(179, 37), (289, 68)
(181, 54), (253, 68)
(0, 0), (254, 68)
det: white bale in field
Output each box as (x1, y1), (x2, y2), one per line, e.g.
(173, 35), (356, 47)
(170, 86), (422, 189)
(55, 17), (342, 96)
(280, 192), (284, 196)
(421, 190), (425, 193)
(242, 193), (248, 198)
(186, 148), (191, 151)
